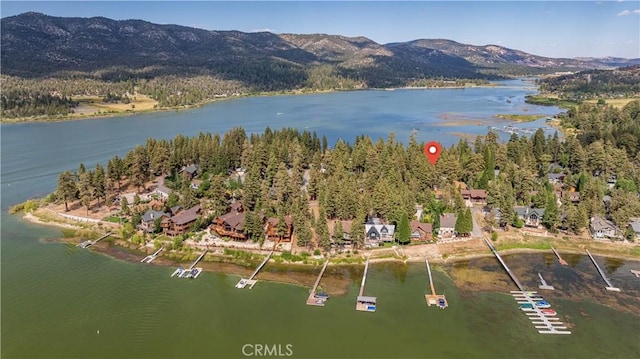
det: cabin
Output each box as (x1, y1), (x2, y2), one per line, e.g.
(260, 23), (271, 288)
(365, 217), (395, 244)
(150, 181), (171, 201)
(628, 218), (640, 240)
(139, 209), (169, 233)
(589, 216), (619, 240)
(547, 173), (566, 185)
(162, 205), (201, 236)
(438, 213), (457, 238)
(181, 164), (198, 180)
(265, 216), (293, 242)
(410, 221), (433, 241)
(514, 206), (545, 228)
(330, 220), (353, 241)
(211, 202), (248, 240)
(190, 179), (202, 190)
(461, 189), (487, 203)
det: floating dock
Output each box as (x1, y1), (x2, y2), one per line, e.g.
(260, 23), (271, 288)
(424, 259), (447, 308)
(484, 239), (571, 335)
(236, 249), (274, 289)
(538, 273), (555, 290)
(585, 249), (620, 292)
(76, 232), (111, 248)
(356, 257), (376, 312)
(631, 269), (640, 278)
(551, 247), (568, 266)
(306, 259), (330, 306)
(171, 249), (207, 279)
(141, 248), (163, 263)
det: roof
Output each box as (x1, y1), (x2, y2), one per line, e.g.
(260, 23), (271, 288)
(453, 181), (468, 190)
(461, 189), (487, 199)
(366, 217), (382, 225)
(156, 184), (171, 195)
(170, 205), (201, 225)
(182, 164), (197, 174)
(141, 209), (168, 223)
(229, 201), (243, 212)
(630, 221), (640, 233)
(365, 224), (395, 236)
(330, 220), (353, 235)
(590, 216), (617, 232)
(440, 213), (457, 228)
(514, 206), (545, 218)
(410, 220), (432, 233)
(267, 215), (293, 227)
(218, 211), (246, 230)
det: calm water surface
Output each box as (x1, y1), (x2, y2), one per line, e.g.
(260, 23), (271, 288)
(2, 82), (639, 358)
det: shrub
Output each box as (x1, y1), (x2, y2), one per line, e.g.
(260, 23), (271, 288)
(491, 232), (498, 241)
(313, 249), (321, 256)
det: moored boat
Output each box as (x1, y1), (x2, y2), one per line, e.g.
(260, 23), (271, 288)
(541, 309), (557, 316)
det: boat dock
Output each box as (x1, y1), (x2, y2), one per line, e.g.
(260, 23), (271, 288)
(631, 269), (640, 278)
(484, 238), (571, 334)
(551, 247), (568, 266)
(585, 249), (620, 292)
(356, 257), (376, 312)
(424, 259), (447, 308)
(306, 259), (330, 306)
(236, 248), (274, 289)
(538, 273), (555, 290)
(76, 232), (111, 248)
(141, 248), (163, 263)
(171, 249), (208, 279)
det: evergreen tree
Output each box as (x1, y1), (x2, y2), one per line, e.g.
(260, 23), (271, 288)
(120, 196), (130, 216)
(78, 171), (93, 215)
(542, 193), (559, 231)
(57, 170), (77, 212)
(92, 164), (106, 207)
(397, 212), (411, 245)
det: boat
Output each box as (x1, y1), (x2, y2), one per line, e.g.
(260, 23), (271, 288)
(520, 303), (534, 310)
(314, 292), (330, 299)
(171, 267), (184, 277)
(535, 301), (551, 309)
(235, 279), (247, 288)
(541, 309), (557, 316)
(437, 298), (448, 309)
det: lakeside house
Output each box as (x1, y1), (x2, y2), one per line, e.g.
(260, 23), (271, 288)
(162, 205), (201, 236)
(628, 218), (640, 240)
(365, 217), (395, 246)
(139, 209), (169, 233)
(548, 173), (566, 185)
(181, 164), (198, 180)
(589, 216), (619, 240)
(410, 221), (433, 241)
(211, 201), (250, 240)
(329, 220), (353, 241)
(265, 215), (293, 242)
(438, 213), (457, 239)
(514, 206), (545, 228)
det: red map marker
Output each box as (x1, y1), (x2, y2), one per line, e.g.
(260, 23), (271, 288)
(424, 141), (442, 165)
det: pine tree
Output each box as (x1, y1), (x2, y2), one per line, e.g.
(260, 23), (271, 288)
(78, 171), (93, 215)
(542, 193), (559, 231)
(57, 170), (77, 212)
(397, 212), (411, 245)
(92, 164), (106, 207)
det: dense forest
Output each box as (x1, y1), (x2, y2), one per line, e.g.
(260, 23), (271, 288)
(50, 100), (640, 251)
(538, 65), (640, 100)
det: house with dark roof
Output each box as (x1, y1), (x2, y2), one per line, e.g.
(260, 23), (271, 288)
(139, 209), (169, 233)
(181, 164), (198, 180)
(461, 189), (488, 202)
(162, 205), (201, 236)
(265, 215), (293, 242)
(410, 221), (433, 241)
(628, 218), (640, 240)
(548, 173), (566, 185)
(211, 202), (249, 240)
(438, 213), (457, 238)
(365, 217), (395, 244)
(514, 206), (545, 228)
(589, 216), (619, 239)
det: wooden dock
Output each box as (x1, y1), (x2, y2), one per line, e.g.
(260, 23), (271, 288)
(631, 269), (640, 278)
(141, 248), (163, 263)
(586, 249), (620, 292)
(236, 248), (274, 289)
(76, 232), (111, 248)
(538, 273), (555, 290)
(171, 249), (207, 279)
(485, 239), (571, 335)
(424, 259), (447, 308)
(551, 247), (568, 266)
(306, 259), (330, 306)
(356, 257), (376, 312)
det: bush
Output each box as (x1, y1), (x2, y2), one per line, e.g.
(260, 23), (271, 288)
(513, 218), (524, 228)
(313, 249), (321, 256)
(491, 232), (498, 241)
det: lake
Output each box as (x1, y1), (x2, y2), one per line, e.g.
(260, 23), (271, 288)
(2, 81), (639, 359)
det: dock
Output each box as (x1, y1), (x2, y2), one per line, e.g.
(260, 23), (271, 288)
(355, 257), (376, 312)
(484, 238), (571, 334)
(306, 259), (330, 306)
(76, 232), (111, 248)
(141, 248), (163, 263)
(171, 249), (207, 279)
(424, 259), (447, 308)
(631, 269), (640, 278)
(551, 247), (568, 266)
(236, 248), (274, 289)
(585, 249), (620, 291)
(538, 273), (555, 290)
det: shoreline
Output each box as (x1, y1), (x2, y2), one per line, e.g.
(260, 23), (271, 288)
(1, 82), (503, 125)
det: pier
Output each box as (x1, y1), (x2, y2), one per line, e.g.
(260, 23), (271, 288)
(537, 273), (555, 290)
(356, 257), (376, 312)
(585, 249), (620, 292)
(141, 248), (163, 263)
(306, 259), (330, 306)
(172, 249), (207, 279)
(631, 269), (640, 278)
(484, 238), (570, 334)
(76, 232), (111, 248)
(551, 247), (568, 266)
(236, 248), (274, 289)
(424, 259), (447, 308)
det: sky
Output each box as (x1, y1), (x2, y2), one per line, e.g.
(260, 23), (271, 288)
(1, 1), (639, 58)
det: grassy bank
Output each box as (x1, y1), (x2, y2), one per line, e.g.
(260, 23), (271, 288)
(525, 94), (579, 109)
(494, 113), (548, 122)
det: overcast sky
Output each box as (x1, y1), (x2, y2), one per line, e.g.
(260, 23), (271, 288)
(2, 1), (639, 58)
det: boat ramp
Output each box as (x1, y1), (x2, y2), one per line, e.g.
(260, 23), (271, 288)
(76, 232), (111, 248)
(585, 249), (620, 292)
(424, 259), (447, 309)
(484, 238), (571, 335)
(141, 248), (163, 264)
(236, 248), (274, 289)
(355, 257), (376, 312)
(551, 247), (568, 266)
(171, 249), (207, 279)
(306, 259), (330, 306)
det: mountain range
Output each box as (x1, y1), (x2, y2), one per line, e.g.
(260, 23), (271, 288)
(2, 12), (639, 89)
